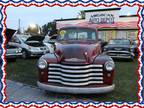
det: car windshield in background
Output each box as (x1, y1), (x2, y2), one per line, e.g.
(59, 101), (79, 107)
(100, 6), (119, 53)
(109, 39), (130, 45)
(58, 28), (97, 41)
(20, 36), (29, 42)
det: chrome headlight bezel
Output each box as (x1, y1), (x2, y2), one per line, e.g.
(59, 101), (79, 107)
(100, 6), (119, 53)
(16, 48), (22, 53)
(130, 48), (134, 52)
(37, 59), (47, 69)
(103, 48), (106, 51)
(105, 61), (115, 71)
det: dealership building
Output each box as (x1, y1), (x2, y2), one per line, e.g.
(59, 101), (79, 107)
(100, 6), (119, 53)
(56, 8), (138, 42)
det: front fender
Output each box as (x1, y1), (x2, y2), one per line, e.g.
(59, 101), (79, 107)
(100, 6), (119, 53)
(38, 53), (59, 82)
(93, 53), (113, 64)
(93, 53), (115, 85)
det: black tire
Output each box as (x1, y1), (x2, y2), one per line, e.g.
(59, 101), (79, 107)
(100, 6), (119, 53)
(22, 50), (27, 59)
(7, 58), (16, 62)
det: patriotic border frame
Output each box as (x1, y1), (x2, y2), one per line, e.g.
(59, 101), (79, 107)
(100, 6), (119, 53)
(0, 0), (143, 4)
(0, 0), (143, 107)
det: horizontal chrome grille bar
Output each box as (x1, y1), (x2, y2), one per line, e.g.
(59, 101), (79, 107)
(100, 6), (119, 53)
(49, 68), (102, 73)
(48, 72), (103, 78)
(48, 79), (103, 86)
(106, 50), (130, 53)
(48, 76), (103, 82)
(109, 55), (131, 58)
(48, 63), (104, 86)
(49, 64), (103, 69)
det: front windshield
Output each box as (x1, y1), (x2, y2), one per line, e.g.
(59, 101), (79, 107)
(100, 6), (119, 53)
(58, 28), (97, 41)
(109, 39), (130, 45)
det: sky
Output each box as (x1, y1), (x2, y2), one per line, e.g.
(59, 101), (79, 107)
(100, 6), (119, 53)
(6, 5), (138, 31)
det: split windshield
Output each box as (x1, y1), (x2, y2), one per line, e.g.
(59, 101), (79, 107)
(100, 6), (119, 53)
(58, 28), (97, 41)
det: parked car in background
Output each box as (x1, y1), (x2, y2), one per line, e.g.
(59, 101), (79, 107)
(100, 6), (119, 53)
(104, 39), (135, 60)
(43, 35), (54, 53)
(37, 26), (115, 94)
(5, 28), (17, 44)
(6, 43), (22, 60)
(4, 28), (22, 61)
(131, 40), (138, 56)
(10, 34), (50, 59)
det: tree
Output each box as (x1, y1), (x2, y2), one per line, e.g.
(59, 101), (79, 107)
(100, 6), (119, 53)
(42, 21), (57, 36)
(25, 24), (41, 35)
(78, 11), (85, 19)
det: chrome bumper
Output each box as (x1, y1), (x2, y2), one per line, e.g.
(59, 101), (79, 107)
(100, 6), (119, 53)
(37, 81), (115, 94)
(109, 55), (132, 59)
(6, 53), (22, 58)
(29, 50), (49, 56)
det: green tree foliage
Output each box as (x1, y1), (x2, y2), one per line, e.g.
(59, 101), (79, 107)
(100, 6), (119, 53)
(78, 11), (85, 19)
(42, 21), (57, 36)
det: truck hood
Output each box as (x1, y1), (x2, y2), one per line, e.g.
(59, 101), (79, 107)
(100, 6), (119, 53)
(55, 40), (101, 63)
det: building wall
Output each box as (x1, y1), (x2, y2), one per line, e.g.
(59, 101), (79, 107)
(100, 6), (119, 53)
(85, 10), (120, 24)
(98, 30), (138, 42)
(56, 19), (85, 29)
(117, 30), (138, 40)
(56, 9), (138, 41)
(119, 17), (138, 22)
(98, 30), (116, 42)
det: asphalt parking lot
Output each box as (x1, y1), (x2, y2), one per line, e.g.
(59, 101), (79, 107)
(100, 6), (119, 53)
(6, 58), (138, 102)
(7, 80), (117, 102)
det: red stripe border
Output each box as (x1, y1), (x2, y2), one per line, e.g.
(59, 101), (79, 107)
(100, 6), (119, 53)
(0, 1), (143, 107)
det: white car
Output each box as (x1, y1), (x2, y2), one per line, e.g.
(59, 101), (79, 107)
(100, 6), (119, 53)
(10, 34), (50, 59)
(43, 35), (55, 53)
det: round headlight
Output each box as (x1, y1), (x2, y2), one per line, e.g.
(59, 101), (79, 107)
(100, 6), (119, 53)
(105, 61), (115, 71)
(16, 50), (18, 53)
(130, 48), (134, 52)
(38, 59), (47, 69)
(103, 48), (106, 51)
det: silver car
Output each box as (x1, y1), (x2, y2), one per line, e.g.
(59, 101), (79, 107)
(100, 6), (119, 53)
(6, 44), (22, 59)
(10, 34), (50, 59)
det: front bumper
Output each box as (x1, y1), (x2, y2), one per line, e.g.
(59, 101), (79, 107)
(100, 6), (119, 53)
(109, 55), (132, 59)
(37, 81), (115, 94)
(29, 50), (49, 57)
(6, 53), (22, 58)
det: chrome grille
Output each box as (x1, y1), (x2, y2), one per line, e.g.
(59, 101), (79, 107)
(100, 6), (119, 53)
(48, 63), (103, 86)
(107, 50), (131, 56)
(40, 47), (46, 50)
